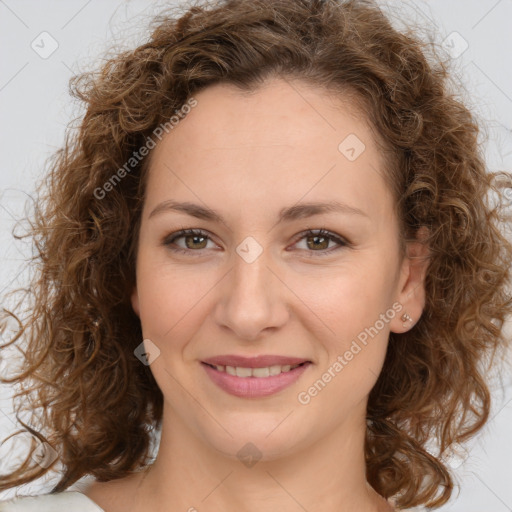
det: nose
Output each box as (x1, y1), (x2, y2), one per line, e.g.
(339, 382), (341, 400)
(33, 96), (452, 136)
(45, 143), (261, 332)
(213, 241), (290, 341)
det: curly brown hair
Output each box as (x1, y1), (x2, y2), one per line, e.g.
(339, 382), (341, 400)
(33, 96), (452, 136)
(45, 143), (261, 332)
(1, 0), (511, 509)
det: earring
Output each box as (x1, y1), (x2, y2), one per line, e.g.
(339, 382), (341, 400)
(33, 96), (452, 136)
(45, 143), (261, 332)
(401, 312), (413, 328)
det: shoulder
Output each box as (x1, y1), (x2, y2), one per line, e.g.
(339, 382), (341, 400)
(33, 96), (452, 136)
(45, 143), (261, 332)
(0, 491), (105, 512)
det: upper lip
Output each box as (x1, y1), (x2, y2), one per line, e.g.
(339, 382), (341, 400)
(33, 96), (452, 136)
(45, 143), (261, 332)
(202, 355), (311, 368)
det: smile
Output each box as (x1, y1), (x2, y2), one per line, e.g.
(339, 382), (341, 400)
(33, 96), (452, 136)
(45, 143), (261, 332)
(201, 361), (311, 398)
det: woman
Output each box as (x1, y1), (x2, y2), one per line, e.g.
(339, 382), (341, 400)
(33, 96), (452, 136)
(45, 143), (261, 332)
(1, 0), (511, 511)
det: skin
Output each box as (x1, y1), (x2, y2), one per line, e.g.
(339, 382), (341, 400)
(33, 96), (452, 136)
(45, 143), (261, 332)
(83, 78), (429, 512)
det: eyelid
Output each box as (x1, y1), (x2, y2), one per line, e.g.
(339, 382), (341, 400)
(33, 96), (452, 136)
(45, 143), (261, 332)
(163, 228), (220, 254)
(289, 228), (349, 254)
(292, 228), (349, 244)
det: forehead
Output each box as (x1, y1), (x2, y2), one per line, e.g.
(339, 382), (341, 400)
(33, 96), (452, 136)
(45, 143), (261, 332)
(171, 79), (373, 150)
(144, 78), (395, 226)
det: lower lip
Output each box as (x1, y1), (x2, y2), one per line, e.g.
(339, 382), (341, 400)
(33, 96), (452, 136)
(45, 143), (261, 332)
(201, 362), (311, 398)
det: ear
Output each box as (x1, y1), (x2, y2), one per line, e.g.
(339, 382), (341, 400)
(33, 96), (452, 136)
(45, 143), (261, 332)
(390, 226), (430, 333)
(131, 285), (140, 318)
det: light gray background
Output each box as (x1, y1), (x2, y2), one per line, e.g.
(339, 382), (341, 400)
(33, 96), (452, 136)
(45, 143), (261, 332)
(0, 0), (511, 510)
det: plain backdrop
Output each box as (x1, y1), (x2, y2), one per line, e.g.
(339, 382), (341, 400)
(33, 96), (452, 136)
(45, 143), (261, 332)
(0, 0), (511, 510)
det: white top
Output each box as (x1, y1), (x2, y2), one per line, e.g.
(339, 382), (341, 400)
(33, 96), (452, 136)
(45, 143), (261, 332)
(0, 491), (105, 512)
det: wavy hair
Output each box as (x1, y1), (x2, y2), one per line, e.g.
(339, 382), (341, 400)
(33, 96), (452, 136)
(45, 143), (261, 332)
(1, 0), (511, 508)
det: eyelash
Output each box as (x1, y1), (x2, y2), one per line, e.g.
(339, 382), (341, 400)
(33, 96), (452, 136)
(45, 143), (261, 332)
(163, 228), (349, 257)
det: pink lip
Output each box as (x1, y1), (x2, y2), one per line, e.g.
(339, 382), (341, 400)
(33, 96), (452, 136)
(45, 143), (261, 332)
(201, 361), (312, 398)
(202, 354), (310, 368)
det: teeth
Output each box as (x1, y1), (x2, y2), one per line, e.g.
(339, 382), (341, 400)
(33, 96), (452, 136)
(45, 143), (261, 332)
(212, 363), (303, 378)
(235, 366), (252, 378)
(269, 365), (282, 376)
(252, 367), (270, 378)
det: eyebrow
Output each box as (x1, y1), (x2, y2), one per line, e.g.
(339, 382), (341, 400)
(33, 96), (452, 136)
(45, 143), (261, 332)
(148, 199), (368, 224)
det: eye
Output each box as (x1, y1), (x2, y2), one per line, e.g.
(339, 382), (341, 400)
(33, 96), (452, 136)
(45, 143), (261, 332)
(162, 227), (349, 256)
(163, 228), (217, 255)
(290, 228), (348, 257)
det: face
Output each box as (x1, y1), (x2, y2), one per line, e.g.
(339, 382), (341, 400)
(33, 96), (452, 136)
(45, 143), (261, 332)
(131, 78), (427, 461)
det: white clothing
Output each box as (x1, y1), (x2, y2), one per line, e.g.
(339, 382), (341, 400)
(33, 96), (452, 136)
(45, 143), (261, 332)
(0, 491), (105, 511)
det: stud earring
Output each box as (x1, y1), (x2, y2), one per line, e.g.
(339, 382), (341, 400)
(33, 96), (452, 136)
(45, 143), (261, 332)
(401, 312), (413, 328)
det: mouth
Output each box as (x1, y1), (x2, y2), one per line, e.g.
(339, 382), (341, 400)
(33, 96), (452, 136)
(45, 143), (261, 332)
(200, 359), (312, 398)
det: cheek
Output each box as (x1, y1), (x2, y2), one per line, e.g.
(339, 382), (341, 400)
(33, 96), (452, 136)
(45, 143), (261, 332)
(295, 259), (397, 383)
(296, 277), (393, 413)
(135, 255), (206, 344)
(295, 261), (397, 336)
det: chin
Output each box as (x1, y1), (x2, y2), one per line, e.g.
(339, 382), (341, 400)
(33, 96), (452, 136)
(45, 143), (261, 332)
(200, 417), (313, 463)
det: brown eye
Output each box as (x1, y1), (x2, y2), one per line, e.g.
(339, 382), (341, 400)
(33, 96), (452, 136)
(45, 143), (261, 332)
(183, 233), (208, 249)
(164, 229), (214, 254)
(163, 227), (348, 257)
(305, 233), (330, 250)
(293, 228), (348, 256)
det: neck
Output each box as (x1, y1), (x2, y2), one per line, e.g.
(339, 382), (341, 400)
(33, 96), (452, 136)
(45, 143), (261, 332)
(133, 401), (391, 512)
